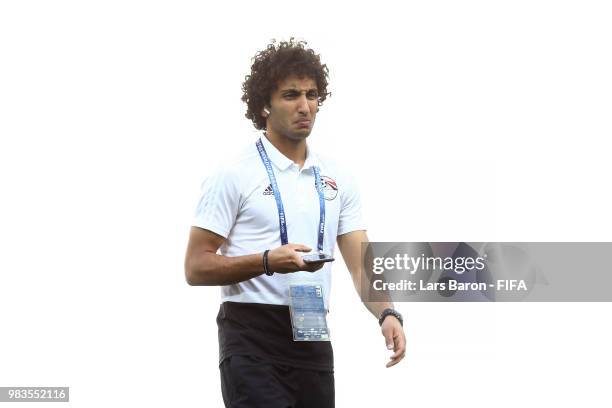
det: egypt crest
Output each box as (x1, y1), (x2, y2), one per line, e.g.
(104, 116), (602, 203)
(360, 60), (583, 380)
(319, 175), (338, 201)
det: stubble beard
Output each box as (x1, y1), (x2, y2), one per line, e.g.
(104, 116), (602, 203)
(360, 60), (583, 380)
(267, 115), (315, 143)
(284, 118), (315, 142)
(284, 129), (311, 142)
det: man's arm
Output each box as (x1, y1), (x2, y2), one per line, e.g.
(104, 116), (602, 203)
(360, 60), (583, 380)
(184, 227), (324, 286)
(337, 230), (406, 367)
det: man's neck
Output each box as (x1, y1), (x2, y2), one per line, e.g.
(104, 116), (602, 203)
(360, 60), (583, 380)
(264, 131), (307, 169)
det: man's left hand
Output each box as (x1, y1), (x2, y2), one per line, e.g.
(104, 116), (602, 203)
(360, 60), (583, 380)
(381, 317), (406, 368)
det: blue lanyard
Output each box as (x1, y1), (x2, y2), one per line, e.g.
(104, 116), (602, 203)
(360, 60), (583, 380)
(256, 138), (326, 252)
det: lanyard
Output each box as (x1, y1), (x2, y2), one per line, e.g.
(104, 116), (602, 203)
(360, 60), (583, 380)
(256, 138), (326, 252)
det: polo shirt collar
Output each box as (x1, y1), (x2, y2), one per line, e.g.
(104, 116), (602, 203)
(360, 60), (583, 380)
(302, 146), (320, 170)
(261, 135), (320, 171)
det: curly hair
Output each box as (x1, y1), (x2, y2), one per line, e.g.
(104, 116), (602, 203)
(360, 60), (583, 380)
(241, 38), (330, 131)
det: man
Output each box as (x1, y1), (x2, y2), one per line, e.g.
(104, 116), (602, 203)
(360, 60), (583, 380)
(185, 39), (405, 408)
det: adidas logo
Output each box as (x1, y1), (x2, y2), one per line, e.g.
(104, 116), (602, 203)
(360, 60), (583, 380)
(263, 184), (274, 195)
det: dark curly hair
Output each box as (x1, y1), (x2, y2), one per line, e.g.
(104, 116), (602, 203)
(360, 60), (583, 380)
(241, 38), (330, 131)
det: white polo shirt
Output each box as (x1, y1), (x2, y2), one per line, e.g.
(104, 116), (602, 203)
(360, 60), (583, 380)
(192, 136), (365, 309)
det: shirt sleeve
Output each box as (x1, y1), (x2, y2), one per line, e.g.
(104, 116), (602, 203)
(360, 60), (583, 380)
(337, 172), (367, 236)
(191, 165), (241, 239)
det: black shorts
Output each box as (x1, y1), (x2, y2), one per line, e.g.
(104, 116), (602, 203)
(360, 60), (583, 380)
(220, 354), (334, 408)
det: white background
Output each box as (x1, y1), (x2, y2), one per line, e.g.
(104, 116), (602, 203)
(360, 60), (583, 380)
(1, 0), (611, 407)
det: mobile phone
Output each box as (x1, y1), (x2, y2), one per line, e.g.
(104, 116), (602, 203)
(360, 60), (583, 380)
(302, 253), (335, 264)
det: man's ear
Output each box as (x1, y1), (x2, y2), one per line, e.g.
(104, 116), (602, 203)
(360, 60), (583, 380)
(262, 107), (271, 117)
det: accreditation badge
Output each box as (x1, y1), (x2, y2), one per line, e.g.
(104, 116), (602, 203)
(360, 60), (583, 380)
(288, 284), (330, 341)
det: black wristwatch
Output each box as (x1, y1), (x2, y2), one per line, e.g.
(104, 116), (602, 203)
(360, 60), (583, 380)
(379, 308), (403, 327)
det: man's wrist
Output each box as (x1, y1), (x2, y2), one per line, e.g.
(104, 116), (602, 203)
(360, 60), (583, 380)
(379, 308), (403, 327)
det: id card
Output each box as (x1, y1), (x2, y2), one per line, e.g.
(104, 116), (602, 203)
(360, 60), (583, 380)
(288, 284), (330, 342)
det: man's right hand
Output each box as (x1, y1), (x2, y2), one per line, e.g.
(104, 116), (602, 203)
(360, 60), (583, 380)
(267, 244), (326, 274)
(185, 228), (325, 285)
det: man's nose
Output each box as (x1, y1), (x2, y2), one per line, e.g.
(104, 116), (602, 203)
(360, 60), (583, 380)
(296, 95), (310, 114)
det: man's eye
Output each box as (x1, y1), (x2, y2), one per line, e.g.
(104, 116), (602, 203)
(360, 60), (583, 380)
(307, 92), (318, 99)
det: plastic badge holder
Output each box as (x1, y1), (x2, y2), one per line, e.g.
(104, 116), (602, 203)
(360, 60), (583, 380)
(288, 284), (330, 341)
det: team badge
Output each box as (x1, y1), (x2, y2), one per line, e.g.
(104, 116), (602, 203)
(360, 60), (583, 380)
(319, 175), (338, 201)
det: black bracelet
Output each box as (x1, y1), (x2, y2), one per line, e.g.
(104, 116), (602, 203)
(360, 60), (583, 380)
(379, 308), (403, 327)
(263, 250), (273, 276)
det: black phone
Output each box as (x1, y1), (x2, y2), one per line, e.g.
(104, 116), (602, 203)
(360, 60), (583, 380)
(302, 253), (335, 264)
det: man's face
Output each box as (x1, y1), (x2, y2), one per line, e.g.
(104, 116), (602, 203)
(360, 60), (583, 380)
(265, 76), (319, 141)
